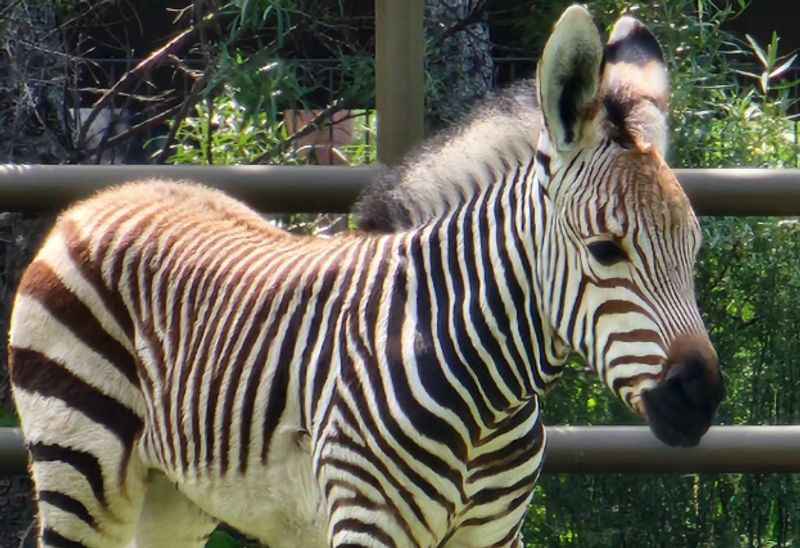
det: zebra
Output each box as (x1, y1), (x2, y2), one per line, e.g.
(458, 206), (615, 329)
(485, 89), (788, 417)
(8, 6), (723, 548)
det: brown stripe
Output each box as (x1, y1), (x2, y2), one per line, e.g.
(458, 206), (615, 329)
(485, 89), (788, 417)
(608, 354), (663, 369)
(612, 372), (660, 392)
(17, 261), (138, 388)
(602, 329), (664, 359)
(329, 405), (433, 534)
(216, 249), (280, 475)
(171, 232), (225, 473)
(593, 299), (646, 318)
(11, 347), (143, 486)
(202, 250), (299, 471)
(468, 422), (543, 482)
(185, 237), (262, 472)
(61, 220), (134, 344)
(42, 528), (86, 548)
(469, 470), (539, 506)
(122, 240), (170, 468)
(326, 478), (389, 514)
(227, 251), (305, 473)
(131, 220), (194, 471)
(178, 233), (249, 472)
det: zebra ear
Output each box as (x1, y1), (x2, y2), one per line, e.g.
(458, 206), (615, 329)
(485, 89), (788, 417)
(537, 5), (604, 154)
(599, 16), (670, 155)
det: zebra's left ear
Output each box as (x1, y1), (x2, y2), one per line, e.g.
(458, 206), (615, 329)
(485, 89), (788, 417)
(599, 16), (670, 155)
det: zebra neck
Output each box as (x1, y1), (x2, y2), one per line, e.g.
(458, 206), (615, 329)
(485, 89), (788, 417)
(395, 165), (566, 418)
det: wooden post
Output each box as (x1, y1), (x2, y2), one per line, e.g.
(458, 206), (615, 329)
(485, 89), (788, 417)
(375, 0), (425, 165)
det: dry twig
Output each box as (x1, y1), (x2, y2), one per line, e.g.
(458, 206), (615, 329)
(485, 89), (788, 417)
(77, 8), (227, 150)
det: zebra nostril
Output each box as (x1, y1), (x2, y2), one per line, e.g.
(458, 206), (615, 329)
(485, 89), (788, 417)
(664, 334), (723, 409)
(643, 355), (723, 447)
(666, 361), (712, 410)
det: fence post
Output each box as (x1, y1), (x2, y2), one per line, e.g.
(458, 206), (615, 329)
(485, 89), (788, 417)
(375, 0), (425, 165)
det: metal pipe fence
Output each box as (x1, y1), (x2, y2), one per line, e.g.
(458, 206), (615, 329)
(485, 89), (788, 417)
(2, 426), (800, 475)
(2, 164), (800, 215)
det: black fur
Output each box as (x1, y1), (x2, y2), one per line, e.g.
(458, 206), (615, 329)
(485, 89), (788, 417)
(556, 54), (596, 146)
(603, 95), (637, 149)
(356, 168), (415, 233)
(603, 24), (664, 67)
(535, 151), (551, 176)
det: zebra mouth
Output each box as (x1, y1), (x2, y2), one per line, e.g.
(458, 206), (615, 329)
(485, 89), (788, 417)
(640, 373), (722, 447)
(637, 336), (725, 447)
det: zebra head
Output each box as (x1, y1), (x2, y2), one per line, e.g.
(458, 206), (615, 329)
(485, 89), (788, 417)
(534, 6), (724, 446)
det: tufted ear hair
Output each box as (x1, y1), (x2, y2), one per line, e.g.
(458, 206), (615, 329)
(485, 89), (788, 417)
(600, 16), (670, 155)
(537, 5), (604, 154)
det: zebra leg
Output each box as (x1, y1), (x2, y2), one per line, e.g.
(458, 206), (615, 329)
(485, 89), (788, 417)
(318, 443), (420, 547)
(9, 259), (149, 546)
(326, 506), (407, 548)
(129, 472), (218, 548)
(442, 528), (526, 548)
(19, 408), (148, 547)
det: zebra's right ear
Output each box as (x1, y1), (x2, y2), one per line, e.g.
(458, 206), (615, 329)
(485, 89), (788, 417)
(537, 5), (603, 154)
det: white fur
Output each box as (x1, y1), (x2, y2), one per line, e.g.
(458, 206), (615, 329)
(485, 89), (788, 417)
(393, 102), (542, 227)
(537, 5), (604, 152)
(172, 426), (328, 548)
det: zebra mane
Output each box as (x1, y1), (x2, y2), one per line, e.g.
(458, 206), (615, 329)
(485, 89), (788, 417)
(354, 80), (542, 232)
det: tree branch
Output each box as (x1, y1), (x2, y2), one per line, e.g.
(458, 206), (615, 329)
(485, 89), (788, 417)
(80, 103), (182, 160)
(77, 7), (228, 149)
(154, 72), (211, 164)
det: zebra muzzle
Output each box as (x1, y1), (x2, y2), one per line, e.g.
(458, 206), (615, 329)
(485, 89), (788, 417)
(641, 335), (725, 447)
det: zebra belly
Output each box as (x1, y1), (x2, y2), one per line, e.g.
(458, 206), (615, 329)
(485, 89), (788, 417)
(165, 428), (327, 547)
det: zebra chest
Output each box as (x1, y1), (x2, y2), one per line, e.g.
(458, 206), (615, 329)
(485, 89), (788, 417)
(311, 392), (545, 546)
(175, 425), (329, 547)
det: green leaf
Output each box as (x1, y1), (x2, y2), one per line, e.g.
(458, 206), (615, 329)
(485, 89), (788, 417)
(205, 530), (241, 548)
(746, 34), (769, 68)
(741, 302), (756, 322)
(769, 54), (798, 80)
(0, 409), (19, 427)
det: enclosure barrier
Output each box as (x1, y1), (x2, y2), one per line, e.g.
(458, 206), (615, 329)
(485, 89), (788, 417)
(2, 426), (800, 475)
(3, 164), (800, 215)
(2, 163), (800, 476)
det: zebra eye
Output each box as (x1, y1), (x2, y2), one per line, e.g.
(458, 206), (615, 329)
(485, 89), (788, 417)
(587, 240), (628, 266)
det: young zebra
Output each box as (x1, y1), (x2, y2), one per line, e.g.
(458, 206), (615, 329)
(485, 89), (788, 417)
(8, 6), (723, 548)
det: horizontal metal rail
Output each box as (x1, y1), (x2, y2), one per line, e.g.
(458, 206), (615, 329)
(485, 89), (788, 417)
(2, 426), (800, 475)
(2, 165), (800, 216)
(544, 425), (800, 473)
(0, 164), (373, 214)
(0, 428), (25, 475)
